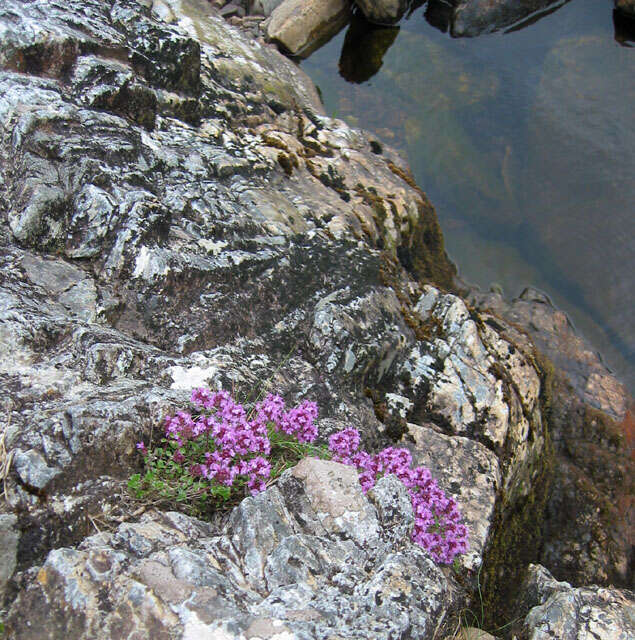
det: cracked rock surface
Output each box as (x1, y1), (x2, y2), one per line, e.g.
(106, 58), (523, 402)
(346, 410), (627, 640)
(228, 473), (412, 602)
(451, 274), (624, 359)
(0, 0), (632, 637)
(7, 461), (460, 640)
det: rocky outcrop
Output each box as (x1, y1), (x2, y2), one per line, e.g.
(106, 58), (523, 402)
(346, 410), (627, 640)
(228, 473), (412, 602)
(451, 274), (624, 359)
(516, 564), (635, 639)
(6, 460), (463, 639)
(266, 0), (351, 57)
(469, 287), (634, 591)
(0, 0), (632, 637)
(355, 0), (409, 25)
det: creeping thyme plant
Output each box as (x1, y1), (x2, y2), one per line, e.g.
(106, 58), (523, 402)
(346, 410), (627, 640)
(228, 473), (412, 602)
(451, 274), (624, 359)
(129, 389), (327, 514)
(131, 388), (468, 564)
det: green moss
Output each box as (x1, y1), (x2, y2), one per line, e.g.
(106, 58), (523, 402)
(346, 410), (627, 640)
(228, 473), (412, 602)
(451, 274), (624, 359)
(479, 354), (556, 630)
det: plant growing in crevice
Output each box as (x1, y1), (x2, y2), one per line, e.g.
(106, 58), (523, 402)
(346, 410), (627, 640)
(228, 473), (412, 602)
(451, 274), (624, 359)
(129, 389), (328, 517)
(131, 388), (469, 565)
(328, 427), (469, 564)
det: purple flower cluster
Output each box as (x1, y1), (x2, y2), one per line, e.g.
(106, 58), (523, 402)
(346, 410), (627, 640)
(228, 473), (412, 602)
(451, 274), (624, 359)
(329, 428), (469, 564)
(141, 389), (319, 496)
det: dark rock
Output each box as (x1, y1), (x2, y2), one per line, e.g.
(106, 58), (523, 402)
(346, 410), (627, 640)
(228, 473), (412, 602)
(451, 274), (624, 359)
(355, 0), (409, 25)
(450, 0), (568, 37)
(616, 0), (635, 18)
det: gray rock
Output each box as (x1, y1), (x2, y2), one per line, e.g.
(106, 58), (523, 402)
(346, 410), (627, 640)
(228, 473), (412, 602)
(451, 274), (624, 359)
(0, 513), (19, 598)
(403, 424), (500, 572)
(5, 459), (460, 639)
(394, 285), (545, 503)
(519, 564), (635, 640)
(267, 0), (351, 57)
(355, 0), (409, 25)
(12, 449), (61, 490)
(250, 0), (285, 16)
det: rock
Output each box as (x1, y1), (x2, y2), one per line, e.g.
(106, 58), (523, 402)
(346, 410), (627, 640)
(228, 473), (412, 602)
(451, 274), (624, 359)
(5, 459), (461, 639)
(355, 0), (409, 25)
(459, 629), (499, 640)
(616, 0), (635, 17)
(403, 424), (500, 572)
(0, 0), (628, 637)
(219, 2), (245, 18)
(267, 0), (351, 57)
(468, 287), (634, 590)
(451, 0), (567, 37)
(12, 449), (61, 491)
(516, 564), (635, 639)
(250, 0), (285, 16)
(0, 514), (19, 599)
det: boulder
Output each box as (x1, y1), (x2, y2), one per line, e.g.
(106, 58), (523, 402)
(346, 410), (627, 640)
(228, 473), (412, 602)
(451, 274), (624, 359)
(250, 0), (285, 16)
(267, 0), (351, 56)
(355, 0), (409, 25)
(515, 564), (635, 639)
(450, 0), (567, 37)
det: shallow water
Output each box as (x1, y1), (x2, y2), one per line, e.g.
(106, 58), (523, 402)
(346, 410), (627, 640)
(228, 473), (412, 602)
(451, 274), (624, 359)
(300, 0), (635, 393)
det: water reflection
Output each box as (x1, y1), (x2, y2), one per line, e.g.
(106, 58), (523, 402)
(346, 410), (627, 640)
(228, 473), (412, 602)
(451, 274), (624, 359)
(339, 14), (399, 83)
(614, 9), (635, 46)
(300, 0), (635, 391)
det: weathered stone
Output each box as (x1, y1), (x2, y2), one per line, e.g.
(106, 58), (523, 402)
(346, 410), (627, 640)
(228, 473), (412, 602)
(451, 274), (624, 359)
(0, 0), (628, 637)
(451, 0), (566, 37)
(250, 0), (285, 16)
(267, 0), (351, 57)
(0, 513), (19, 598)
(12, 449), (61, 491)
(393, 285), (545, 505)
(403, 424), (500, 572)
(355, 0), (409, 25)
(5, 460), (460, 639)
(469, 287), (634, 589)
(517, 564), (635, 639)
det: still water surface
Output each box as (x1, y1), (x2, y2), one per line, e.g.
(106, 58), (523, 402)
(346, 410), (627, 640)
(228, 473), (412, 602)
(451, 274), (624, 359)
(300, 0), (635, 393)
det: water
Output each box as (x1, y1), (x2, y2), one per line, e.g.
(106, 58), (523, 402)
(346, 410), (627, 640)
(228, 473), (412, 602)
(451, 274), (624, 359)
(300, 0), (635, 394)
